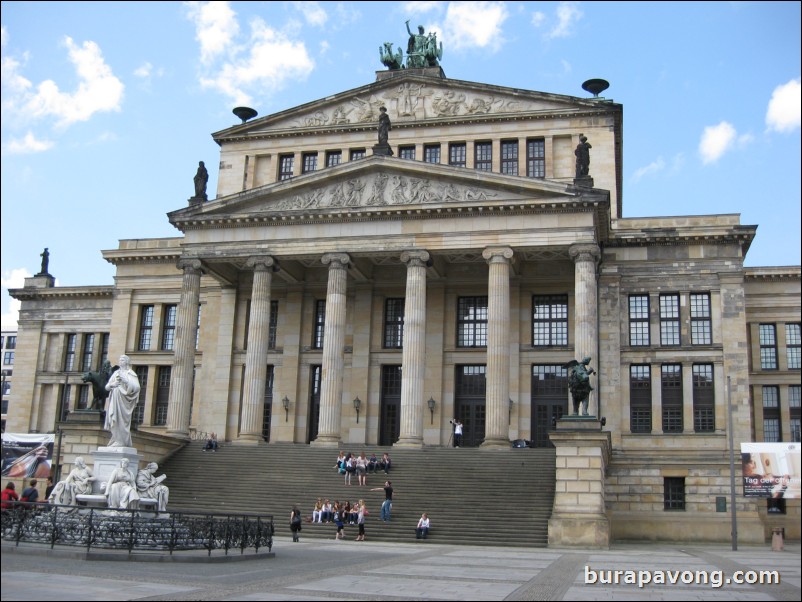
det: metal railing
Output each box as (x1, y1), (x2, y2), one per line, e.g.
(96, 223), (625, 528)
(1, 502), (273, 556)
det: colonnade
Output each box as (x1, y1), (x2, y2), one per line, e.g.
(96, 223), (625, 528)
(165, 243), (600, 445)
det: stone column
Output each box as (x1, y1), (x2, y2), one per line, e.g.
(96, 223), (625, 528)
(238, 256), (275, 444)
(396, 250), (429, 447)
(313, 253), (350, 446)
(569, 243), (600, 416)
(166, 259), (203, 437)
(482, 246), (513, 448)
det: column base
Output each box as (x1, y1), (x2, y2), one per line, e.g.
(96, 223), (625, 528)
(230, 434), (265, 445)
(310, 437), (341, 448)
(480, 437), (510, 449)
(549, 513), (610, 548)
(394, 437), (424, 448)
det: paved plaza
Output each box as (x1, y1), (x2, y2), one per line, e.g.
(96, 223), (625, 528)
(2, 537), (800, 601)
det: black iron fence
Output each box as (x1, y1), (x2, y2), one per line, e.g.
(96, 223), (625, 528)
(1, 502), (273, 556)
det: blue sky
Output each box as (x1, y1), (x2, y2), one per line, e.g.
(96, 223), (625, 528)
(2, 1), (800, 329)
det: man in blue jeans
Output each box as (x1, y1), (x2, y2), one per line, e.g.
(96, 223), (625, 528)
(370, 480), (393, 521)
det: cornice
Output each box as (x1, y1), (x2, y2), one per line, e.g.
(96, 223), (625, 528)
(8, 286), (115, 301)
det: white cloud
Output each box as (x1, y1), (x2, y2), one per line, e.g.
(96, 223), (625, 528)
(21, 37), (124, 128)
(186, 0), (240, 64)
(403, 1), (444, 15)
(699, 121), (737, 164)
(444, 1), (508, 51)
(531, 12), (546, 28)
(766, 78), (801, 133)
(1, 267), (31, 331)
(632, 156), (666, 182)
(3, 131), (54, 155)
(291, 1), (328, 27)
(547, 1), (583, 39)
(134, 62), (153, 78)
(198, 18), (314, 106)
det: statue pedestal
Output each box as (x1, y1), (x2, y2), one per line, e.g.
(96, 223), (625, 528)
(91, 447), (142, 496)
(572, 175), (594, 189)
(65, 410), (104, 425)
(188, 194), (207, 206)
(547, 420), (611, 548)
(372, 143), (394, 157)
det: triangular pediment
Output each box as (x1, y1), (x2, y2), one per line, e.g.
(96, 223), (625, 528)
(169, 156), (605, 228)
(214, 73), (609, 140)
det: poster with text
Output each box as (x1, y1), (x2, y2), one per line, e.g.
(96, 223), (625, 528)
(1, 433), (55, 479)
(741, 442), (801, 498)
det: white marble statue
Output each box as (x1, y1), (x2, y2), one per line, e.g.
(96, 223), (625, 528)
(104, 355), (141, 448)
(136, 462), (169, 512)
(104, 457), (140, 509)
(48, 456), (96, 506)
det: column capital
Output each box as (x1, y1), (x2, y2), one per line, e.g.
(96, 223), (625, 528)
(177, 258), (204, 274)
(400, 249), (430, 268)
(482, 246), (514, 263)
(569, 243), (600, 264)
(245, 256), (276, 272)
(321, 252), (350, 270)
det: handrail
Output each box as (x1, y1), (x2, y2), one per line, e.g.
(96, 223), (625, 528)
(1, 502), (274, 556)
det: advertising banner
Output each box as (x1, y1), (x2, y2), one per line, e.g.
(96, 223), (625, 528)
(1, 433), (55, 479)
(740, 442), (801, 498)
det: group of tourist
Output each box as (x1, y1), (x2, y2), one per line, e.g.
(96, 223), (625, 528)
(335, 451), (391, 486)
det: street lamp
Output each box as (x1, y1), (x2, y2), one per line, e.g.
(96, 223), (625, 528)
(282, 396), (290, 422)
(353, 396), (362, 423)
(427, 397), (436, 424)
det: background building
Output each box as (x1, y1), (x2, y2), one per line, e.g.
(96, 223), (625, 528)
(7, 64), (800, 543)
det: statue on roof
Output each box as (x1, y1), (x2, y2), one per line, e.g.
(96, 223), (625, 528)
(380, 42), (403, 70)
(405, 21), (442, 68)
(575, 134), (592, 178)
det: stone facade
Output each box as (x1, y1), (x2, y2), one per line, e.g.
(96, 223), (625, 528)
(7, 68), (800, 544)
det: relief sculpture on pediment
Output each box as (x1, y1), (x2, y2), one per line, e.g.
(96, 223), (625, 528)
(268, 174), (499, 212)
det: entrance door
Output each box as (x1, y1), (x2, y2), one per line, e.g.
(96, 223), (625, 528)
(379, 365), (401, 446)
(307, 365), (321, 443)
(455, 365), (486, 447)
(262, 365), (274, 441)
(531, 364), (568, 447)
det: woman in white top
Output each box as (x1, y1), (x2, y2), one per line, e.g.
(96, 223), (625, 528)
(416, 512), (430, 539)
(356, 452), (368, 486)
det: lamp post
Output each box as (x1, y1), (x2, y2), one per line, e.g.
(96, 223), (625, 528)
(353, 396), (362, 424)
(282, 396), (290, 422)
(427, 397), (436, 424)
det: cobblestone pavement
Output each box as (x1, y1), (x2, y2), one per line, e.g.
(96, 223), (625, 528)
(2, 538), (800, 601)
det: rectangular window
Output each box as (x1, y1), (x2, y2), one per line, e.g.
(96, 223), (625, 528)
(6, 336), (16, 349)
(759, 324), (778, 369)
(81, 334), (95, 372)
(262, 365), (274, 441)
(325, 150), (342, 167)
(384, 298), (405, 349)
(630, 364), (652, 433)
(3, 352), (14, 366)
(629, 295), (650, 346)
(449, 143), (466, 167)
(134, 365), (148, 426)
(313, 300), (326, 349)
(154, 366), (171, 426)
(659, 294), (681, 346)
(195, 304), (202, 351)
(664, 477), (686, 510)
(762, 385), (781, 442)
(457, 296), (488, 347)
(532, 295), (568, 346)
(474, 141), (492, 171)
(100, 333), (110, 366)
(77, 385), (89, 411)
(526, 139), (545, 178)
(302, 152), (317, 174)
(349, 149), (366, 161)
(278, 154), (294, 181)
(500, 140), (518, 175)
(424, 144), (440, 164)
(661, 364), (683, 433)
(161, 305), (177, 351)
(398, 145), (416, 160)
(690, 293), (712, 345)
(64, 334), (77, 371)
(790, 385), (801, 442)
(786, 323), (801, 369)
(139, 305), (154, 351)
(692, 364), (715, 432)
(268, 300), (278, 350)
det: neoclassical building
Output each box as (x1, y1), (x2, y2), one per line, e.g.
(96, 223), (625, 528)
(8, 64), (800, 542)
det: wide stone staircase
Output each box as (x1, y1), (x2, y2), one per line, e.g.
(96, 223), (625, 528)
(160, 443), (556, 548)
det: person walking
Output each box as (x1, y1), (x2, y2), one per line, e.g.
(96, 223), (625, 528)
(290, 506), (302, 542)
(355, 500), (368, 541)
(370, 480), (393, 522)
